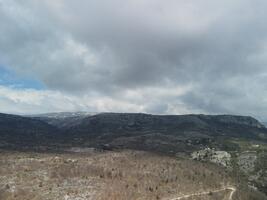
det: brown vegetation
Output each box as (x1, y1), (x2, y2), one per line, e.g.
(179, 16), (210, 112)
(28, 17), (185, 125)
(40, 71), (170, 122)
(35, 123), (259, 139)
(0, 150), (265, 200)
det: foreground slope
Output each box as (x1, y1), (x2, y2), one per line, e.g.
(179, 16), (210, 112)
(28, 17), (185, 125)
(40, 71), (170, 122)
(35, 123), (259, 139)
(0, 150), (266, 200)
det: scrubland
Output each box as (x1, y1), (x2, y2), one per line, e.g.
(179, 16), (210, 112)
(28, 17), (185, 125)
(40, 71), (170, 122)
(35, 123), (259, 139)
(0, 150), (265, 200)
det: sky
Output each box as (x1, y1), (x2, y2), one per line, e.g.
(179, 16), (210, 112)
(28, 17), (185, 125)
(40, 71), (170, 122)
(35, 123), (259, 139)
(1, 0), (267, 120)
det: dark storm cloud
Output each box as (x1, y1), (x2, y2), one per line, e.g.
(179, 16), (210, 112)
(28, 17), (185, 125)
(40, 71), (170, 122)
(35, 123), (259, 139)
(1, 0), (267, 118)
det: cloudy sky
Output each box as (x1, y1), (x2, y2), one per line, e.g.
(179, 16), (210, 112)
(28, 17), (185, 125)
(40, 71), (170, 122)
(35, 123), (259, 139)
(1, 0), (267, 119)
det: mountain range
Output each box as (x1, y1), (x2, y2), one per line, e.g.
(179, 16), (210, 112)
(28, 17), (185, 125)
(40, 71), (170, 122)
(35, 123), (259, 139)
(0, 112), (266, 153)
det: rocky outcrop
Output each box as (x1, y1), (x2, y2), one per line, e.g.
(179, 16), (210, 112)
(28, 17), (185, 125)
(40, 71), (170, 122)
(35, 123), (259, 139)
(191, 148), (232, 168)
(237, 152), (257, 174)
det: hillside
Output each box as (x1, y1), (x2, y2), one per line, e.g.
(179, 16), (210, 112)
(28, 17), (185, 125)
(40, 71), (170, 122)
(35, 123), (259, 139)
(1, 112), (267, 153)
(0, 113), (59, 149)
(0, 150), (266, 200)
(56, 113), (267, 153)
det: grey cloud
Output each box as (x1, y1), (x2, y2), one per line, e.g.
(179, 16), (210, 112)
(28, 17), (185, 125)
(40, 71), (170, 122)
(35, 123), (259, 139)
(1, 0), (267, 119)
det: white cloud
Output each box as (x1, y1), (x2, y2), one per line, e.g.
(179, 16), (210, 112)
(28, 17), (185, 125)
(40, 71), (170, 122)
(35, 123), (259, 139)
(0, 85), (193, 115)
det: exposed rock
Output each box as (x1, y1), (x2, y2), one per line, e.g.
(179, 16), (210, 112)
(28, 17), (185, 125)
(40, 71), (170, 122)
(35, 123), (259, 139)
(191, 148), (231, 168)
(237, 152), (257, 174)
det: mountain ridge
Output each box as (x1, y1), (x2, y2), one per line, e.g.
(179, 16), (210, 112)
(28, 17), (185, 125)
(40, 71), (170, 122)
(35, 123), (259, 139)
(0, 112), (266, 151)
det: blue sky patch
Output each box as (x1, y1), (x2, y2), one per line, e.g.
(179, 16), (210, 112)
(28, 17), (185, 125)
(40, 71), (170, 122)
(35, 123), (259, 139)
(0, 66), (45, 90)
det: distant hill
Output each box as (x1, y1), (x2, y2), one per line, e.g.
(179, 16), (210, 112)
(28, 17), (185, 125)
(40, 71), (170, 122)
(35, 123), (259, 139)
(27, 112), (97, 129)
(65, 113), (266, 137)
(51, 113), (265, 152)
(1, 112), (267, 152)
(0, 113), (59, 149)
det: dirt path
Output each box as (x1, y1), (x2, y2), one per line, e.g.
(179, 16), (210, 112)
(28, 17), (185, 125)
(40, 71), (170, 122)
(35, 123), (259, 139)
(167, 186), (236, 200)
(228, 187), (236, 200)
